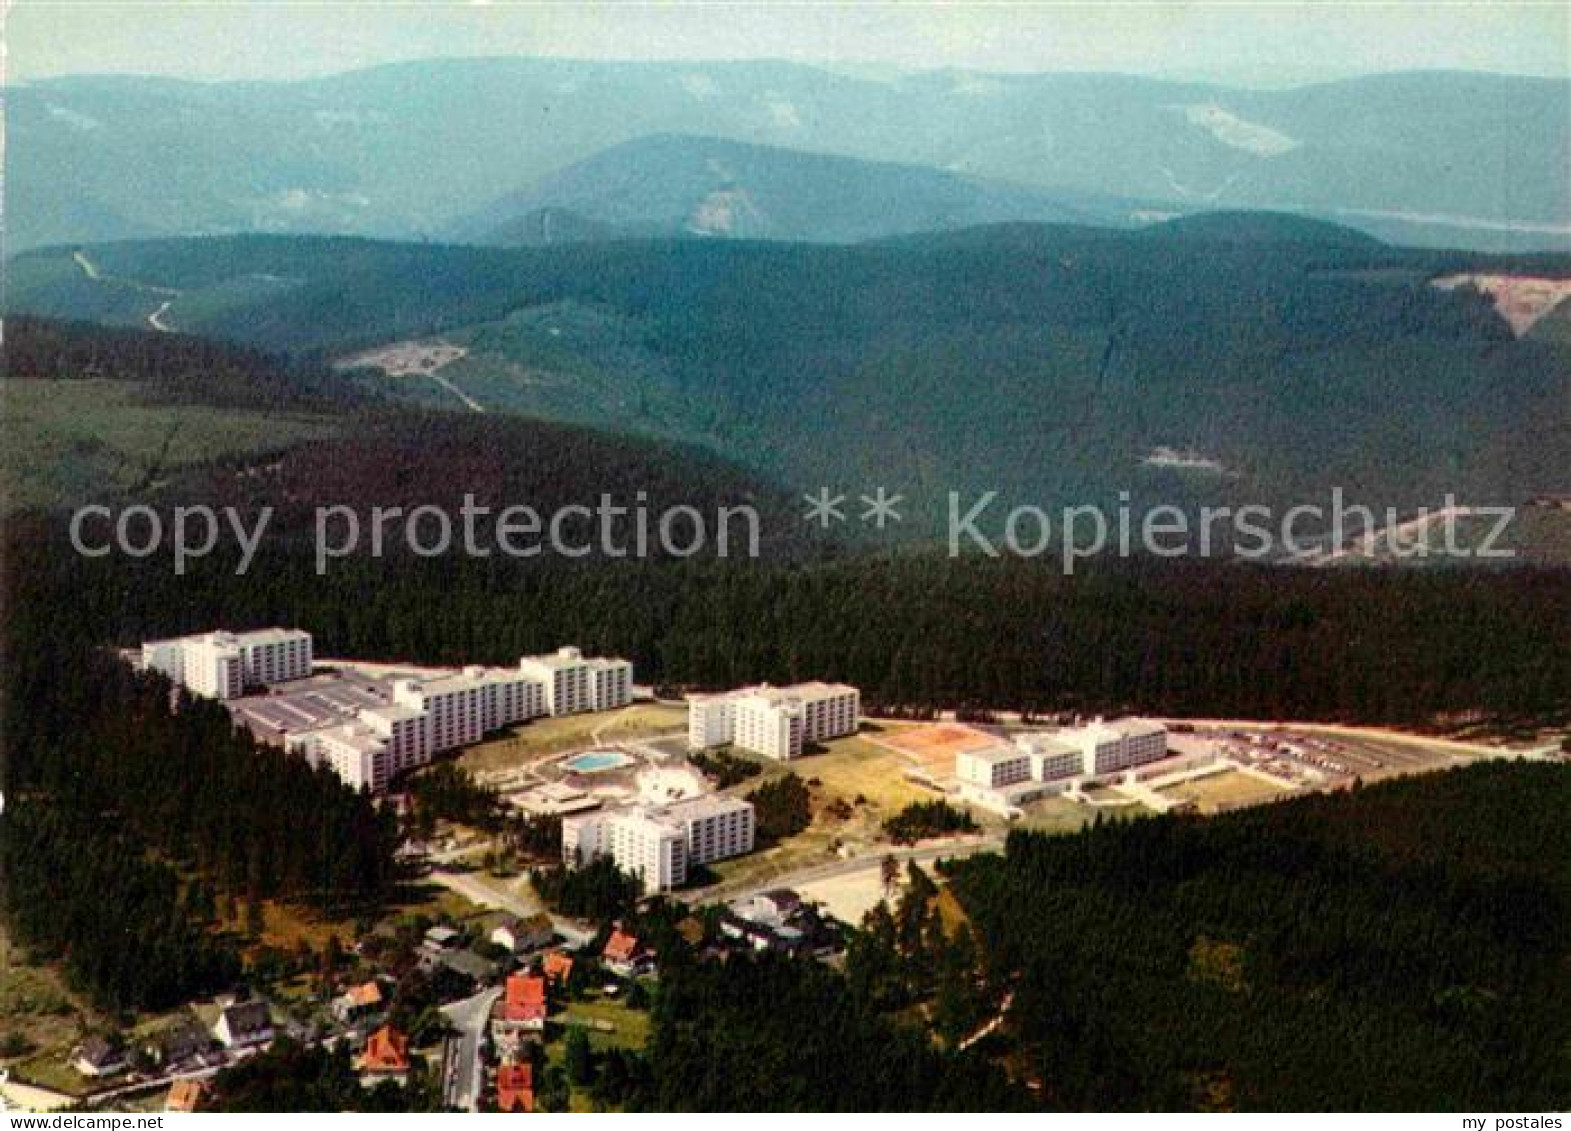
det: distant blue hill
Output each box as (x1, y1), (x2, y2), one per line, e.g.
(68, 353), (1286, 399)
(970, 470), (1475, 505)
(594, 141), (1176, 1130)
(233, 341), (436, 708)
(8, 61), (1567, 252)
(449, 134), (1140, 245)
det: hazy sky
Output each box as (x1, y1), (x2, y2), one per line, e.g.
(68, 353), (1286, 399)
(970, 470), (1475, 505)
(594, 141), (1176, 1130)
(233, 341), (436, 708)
(7, 1), (1569, 87)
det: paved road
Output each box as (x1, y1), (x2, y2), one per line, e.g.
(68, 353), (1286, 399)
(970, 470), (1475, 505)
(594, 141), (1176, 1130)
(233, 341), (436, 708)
(1158, 717), (1559, 758)
(441, 984), (501, 1111)
(683, 835), (1002, 907)
(429, 867), (543, 919)
(428, 868), (597, 948)
(147, 299), (176, 333)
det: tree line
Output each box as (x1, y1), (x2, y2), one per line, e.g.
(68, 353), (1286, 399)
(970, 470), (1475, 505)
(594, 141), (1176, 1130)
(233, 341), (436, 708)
(9, 518), (1568, 728)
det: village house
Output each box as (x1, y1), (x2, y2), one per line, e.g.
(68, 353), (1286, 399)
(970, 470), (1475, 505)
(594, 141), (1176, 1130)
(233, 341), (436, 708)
(145, 1019), (215, 1069)
(496, 1061), (535, 1113)
(359, 1025), (411, 1083)
(542, 950), (575, 988)
(212, 1000), (275, 1050)
(489, 912), (555, 958)
(331, 980), (386, 1027)
(602, 925), (652, 977)
(72, 1035), (128, 1078)
(164, 1078), (209, 1113)
(490, 972), (548, 1060)
(438, 947), (502, 988)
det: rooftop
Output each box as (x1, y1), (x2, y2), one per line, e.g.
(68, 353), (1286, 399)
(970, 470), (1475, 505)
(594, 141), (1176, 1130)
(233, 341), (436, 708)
(963, 744), (1033, 766)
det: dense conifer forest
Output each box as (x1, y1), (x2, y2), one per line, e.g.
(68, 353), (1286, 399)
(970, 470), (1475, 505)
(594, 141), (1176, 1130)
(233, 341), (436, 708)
(640, 764), (1569, 1111)
(0, 606), (399, 1009)
(932, 762), (1571, 1109)
(7, 519), (1567, 727)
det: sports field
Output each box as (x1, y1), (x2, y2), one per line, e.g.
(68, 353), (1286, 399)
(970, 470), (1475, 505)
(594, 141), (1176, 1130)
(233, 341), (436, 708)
(865, 721), (1000, 781)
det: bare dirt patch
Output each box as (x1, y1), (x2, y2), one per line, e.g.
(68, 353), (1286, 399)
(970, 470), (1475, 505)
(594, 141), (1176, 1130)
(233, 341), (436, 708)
(334, 339), (469, 377)
(1431, 274), (1571, 336)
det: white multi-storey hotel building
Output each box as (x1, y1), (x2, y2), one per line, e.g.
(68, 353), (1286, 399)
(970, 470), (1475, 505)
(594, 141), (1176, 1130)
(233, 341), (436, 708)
(292, 655), (619, 791)
(956, 718), (1169, 812)
(687, 682), (860, 760)
(142, 628), (313, 700)
(519, 647), (634, 716)
(562, 795), (756, 894)
(140, 629), (635, 792)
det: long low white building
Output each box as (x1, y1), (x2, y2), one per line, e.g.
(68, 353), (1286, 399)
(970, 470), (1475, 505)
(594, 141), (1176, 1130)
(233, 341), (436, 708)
(563, 794), (756, 894)
(687, 681), (860, 760)
(957, 718), (1169, 812)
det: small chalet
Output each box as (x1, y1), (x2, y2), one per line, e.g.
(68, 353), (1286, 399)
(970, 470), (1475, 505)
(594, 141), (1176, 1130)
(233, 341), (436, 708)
(496, 1061), (536, 1113)
(360, 1025), (411, 1079)
(213, 1000), (275, 1050)
(542, 950), (575, 987)
(602, 925), (651, 977)
(500, 973), (548, 1031)
(331, 980), (386, 1025)
(147, 1019), (214, 1068)
(490, 913), (554, 957)
(73, 1035), (128, 1078)
(164, 1079), (209, 1113)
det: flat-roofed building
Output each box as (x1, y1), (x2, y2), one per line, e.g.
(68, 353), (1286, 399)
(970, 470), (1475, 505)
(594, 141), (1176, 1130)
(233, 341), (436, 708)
(392, 666), (544, 753)
(562, 794), (755, 894)
(661, 794), (755, 867)
(957, 719), (1170, 814)
(312, 723), (391, 792)
(687, 682), (860, 760)
(519, 647), (633, 715)
(359, 702), (431, 776)
(957, 745), (1033, 789)
(142, 627), (313, 700)
(1058, 718), (1168, 776)
(1013, 734), (1086, 782)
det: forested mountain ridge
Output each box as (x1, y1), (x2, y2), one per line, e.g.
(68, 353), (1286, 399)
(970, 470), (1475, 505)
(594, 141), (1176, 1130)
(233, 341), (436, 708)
(10, 224), (1570, 528)
(449, 133), (1138, 245)
(9, 61), (1568, 252)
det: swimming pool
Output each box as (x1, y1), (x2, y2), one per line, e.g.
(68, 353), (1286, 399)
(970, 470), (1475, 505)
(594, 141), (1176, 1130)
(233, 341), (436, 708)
(564, 750), (634, 774)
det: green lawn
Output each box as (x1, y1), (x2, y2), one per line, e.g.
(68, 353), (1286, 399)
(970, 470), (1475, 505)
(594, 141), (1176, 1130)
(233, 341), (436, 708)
(0, 931), (88, 1081)
(460, 704), (687, 775)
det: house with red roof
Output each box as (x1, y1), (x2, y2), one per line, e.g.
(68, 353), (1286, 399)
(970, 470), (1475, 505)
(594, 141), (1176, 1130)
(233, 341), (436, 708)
(602, 925), (651, 977)
(502, 973), (548, 1029)
(490, 972), (549, 1058)
(542, 950), (575, 987)
(331, 979), (385, 1026)
(360, 1025), (411, 1078)
(164, 1078), (208, 1113)
(496, 1061), (535, 1113)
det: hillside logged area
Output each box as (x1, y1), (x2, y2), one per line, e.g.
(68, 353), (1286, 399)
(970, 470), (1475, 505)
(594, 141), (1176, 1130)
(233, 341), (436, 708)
(10, 223), (1569, 530)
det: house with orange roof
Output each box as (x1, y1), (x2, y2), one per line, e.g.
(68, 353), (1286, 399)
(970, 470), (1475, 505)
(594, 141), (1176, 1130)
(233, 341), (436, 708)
(542, 950), (575, 987)
(331, 979), (386, 1025)
(500, 973), (548, 1030)
(360, 1025), (411, 1079)
(496, 1061), (535, 1113)
(164, 1078), (208, 1113)
(602, 925), (651, 977)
